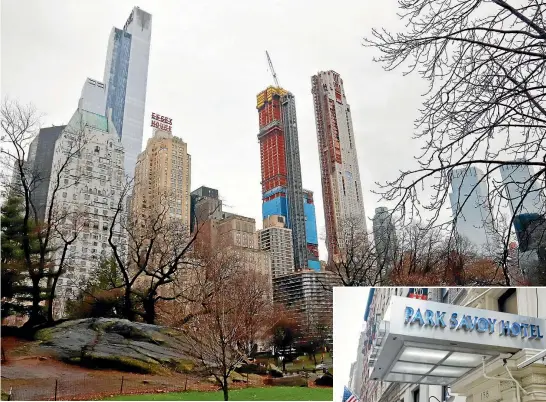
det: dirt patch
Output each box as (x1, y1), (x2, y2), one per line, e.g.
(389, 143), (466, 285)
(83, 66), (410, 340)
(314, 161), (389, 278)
(1, 337), (269, 401)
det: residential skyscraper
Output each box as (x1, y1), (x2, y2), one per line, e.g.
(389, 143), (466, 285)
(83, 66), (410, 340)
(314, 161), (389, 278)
(48, 78), (126, 307)
(256, 87), (308, 270)
(132, 127), (191, 230)
(449, 167), (498, 253)
(500, 162), (545, 217)
(103, 7), (152, 177)
(372, 207), (397, 269)
(258, 216), (294, 278)
(311, 71), (367, 264)
(272, 270), (339, 345)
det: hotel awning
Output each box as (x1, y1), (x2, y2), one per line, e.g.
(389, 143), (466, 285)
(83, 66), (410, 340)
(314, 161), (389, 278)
(369, 296), (546, 385)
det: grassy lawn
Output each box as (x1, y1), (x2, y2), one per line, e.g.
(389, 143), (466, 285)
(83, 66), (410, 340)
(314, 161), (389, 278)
(104, 387), (333, 401)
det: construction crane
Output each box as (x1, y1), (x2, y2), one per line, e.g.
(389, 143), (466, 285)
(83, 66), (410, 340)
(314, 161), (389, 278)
(266, 50), (280, 88)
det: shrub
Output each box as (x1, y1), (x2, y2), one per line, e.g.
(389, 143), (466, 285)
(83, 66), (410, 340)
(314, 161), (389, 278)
(315, 373), (333, 387)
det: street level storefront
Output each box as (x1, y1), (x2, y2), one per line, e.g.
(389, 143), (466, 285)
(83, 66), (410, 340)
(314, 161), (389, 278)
(369, 296), (546, 401)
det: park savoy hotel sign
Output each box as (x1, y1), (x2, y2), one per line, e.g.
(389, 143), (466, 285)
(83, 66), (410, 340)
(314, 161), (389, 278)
(369, 296), (546, 384)
(404, 305), (544, 339)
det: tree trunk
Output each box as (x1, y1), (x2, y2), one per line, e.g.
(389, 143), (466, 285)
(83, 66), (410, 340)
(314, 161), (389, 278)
(142, 297), (156, 324)
(124, 287), (134, 321)
(222, 377), (229, 401)
(28, 276), (43, 326)
(47, 274), (60, 323)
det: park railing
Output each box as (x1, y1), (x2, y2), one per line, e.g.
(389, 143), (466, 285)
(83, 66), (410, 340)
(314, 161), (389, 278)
(7, 373), (229, 401)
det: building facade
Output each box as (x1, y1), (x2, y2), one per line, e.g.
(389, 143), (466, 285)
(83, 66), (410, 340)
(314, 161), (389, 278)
(190, 186), (226, 232)
(500, 162), (545, 217)
(132, 128), (191, 230)
(372, 207), (398, 270)
(47, 79), (126, 307)
(449, 167), (499, 254)
(258, 218), (295, 278)
(311, 71), (367, 264)
(103, 7), (152, 177)
(355, 287), (546, 402)
(272, 270), (339, 344)
(303, 189), (320, 271)
(25, 125), (66, 220)
(256, 86), (309, 270)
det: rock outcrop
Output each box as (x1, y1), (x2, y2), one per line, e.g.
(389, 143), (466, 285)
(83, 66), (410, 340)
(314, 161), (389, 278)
(35, 318), (193, 374)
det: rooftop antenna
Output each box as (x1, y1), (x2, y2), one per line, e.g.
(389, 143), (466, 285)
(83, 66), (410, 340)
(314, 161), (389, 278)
(266, 50), (280, 88)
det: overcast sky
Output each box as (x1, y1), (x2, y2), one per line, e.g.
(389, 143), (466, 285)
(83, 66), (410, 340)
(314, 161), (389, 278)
(1, 0), (429, 258)
(334, 287), (368, 402)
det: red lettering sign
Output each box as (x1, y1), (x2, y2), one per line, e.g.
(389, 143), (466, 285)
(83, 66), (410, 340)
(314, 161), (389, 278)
(151, 112), (173, 132)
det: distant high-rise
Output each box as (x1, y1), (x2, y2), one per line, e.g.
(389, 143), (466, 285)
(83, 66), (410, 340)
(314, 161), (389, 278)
(372, 207), (397, 268)
(272, 270), (339, 344)
(311, 71), (367, 264)
(190, 186), (225, 232)
(303, 189), (320, 271)
(258, 216), (294, 278)
(132, 128), (191, 230)
(103, 7), (152, 177)
(500, 162), (544, 216)
(24, 126), (66, 220)
(256, 87), (308, 270)
(449, 167), (498, 253)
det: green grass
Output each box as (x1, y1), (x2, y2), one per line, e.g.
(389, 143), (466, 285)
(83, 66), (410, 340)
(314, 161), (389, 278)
(104, 387), (333, 401)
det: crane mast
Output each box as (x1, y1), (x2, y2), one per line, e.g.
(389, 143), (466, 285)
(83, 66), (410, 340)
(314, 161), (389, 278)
(266, 50), (280, 88)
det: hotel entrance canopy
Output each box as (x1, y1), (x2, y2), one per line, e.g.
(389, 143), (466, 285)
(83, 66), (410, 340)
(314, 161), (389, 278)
(369, 296), (546, 386)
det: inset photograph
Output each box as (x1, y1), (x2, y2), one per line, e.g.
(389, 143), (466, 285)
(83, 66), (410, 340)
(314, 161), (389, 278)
(335, 287), (546, 402)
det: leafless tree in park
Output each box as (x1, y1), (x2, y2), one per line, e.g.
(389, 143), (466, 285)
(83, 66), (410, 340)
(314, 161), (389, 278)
(178, 250), (274, 401)
(106, 185), (222, 324)
(325, 217), (391, 286)
(365, 0), (546, 284)
(1, 99), (89, 325)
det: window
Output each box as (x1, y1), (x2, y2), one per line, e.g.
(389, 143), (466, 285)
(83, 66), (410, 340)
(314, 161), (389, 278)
(442, 288), (449, 303)
(498, 288), (517, 314)
(412, 387), (420, 402)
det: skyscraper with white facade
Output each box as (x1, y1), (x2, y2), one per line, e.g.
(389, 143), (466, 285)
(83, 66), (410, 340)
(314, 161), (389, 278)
(449, 167), (498, 254)
(103, 7), (152, 178)
(47, 78), (126, 307)
(311, 71), (367, 264)
(500, 162), (545, 216)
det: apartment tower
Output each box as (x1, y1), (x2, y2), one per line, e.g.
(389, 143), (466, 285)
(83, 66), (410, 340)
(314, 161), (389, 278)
(103, 7), (152, 177)
(256, 87), (308, 270)
(132, 128), (191, 229)
(449, 167), (499, 254)
(311, 71), (367, 264)
(48, 78), (126, 307)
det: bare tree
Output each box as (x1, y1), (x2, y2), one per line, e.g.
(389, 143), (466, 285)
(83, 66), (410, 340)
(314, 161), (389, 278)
(178, 250), (273, 401)
(107, 184), (222, 323)
(326, 217), (388, 286)
(365, 0), (546, 284)
(1, 99), (89, 325)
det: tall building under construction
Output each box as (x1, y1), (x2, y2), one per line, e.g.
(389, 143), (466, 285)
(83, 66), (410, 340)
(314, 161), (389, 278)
(312, 71), (367, 264)
(257, 86), (318, 270)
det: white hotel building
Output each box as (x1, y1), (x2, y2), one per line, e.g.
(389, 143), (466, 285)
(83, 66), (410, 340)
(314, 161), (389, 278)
(352, 287), (546, 402)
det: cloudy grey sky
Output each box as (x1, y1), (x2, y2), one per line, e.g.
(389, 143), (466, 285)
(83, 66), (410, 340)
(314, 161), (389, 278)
(1, 0), (428, 258)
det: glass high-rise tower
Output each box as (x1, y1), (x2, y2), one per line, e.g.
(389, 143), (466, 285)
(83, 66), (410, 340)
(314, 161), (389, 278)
(103, 6), (152, 178)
